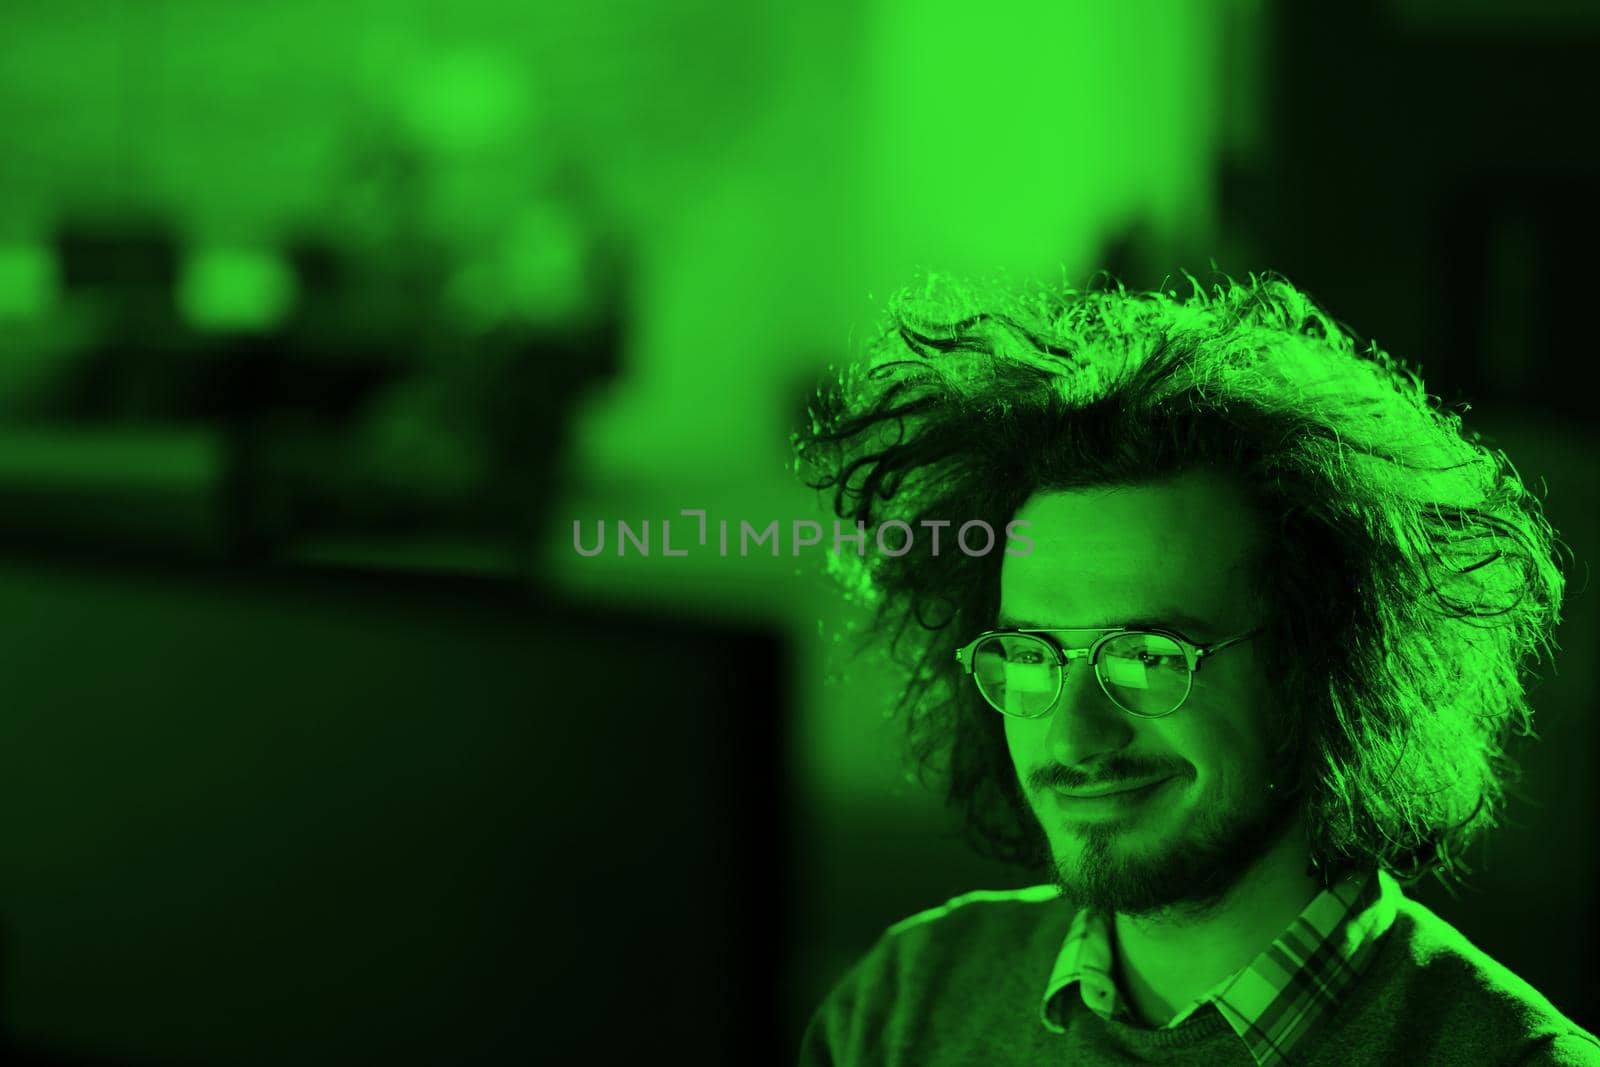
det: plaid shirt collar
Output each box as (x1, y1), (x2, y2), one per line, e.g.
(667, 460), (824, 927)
(1039, 867), (1400, 1066)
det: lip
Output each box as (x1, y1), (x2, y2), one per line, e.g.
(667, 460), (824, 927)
(1049, 777), (1173, 803)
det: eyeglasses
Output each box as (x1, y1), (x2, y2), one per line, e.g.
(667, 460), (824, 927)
(953, 626), (1262, 719)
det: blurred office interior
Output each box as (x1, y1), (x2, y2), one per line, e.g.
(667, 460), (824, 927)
(0, 0), (1596, 1062)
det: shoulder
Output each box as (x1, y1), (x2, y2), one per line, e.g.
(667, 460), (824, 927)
(845, 884), (1067, 993)
(800, 886), (1068, 1065)
(1374, 895), (1600, 1058)
(885, 884), (1063, 940)
(1512, 1034), (1600, 1066)
(1389, 895), (1564, 1014)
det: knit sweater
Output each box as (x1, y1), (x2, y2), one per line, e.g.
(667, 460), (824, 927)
(800, 889), (1600, 1066)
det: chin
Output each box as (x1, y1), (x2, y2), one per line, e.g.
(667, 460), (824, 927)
(1043, 789), (1290, 915)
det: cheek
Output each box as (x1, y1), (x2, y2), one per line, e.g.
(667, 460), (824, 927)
(1002, 719), (1037, 774)
(1002, 718), (1061, 798)
(1188, 669), (1275, 761)
(1177, 717), (1271, 801)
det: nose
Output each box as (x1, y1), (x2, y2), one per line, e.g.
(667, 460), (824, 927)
(1042, 659), (1135, 767)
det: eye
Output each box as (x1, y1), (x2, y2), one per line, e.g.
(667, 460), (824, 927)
(1013, 649), (1046, 665)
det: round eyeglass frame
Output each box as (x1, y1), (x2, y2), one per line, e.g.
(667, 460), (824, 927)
(953, 625), (1263, 719)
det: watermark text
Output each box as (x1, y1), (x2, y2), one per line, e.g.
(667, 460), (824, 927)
(571, 511), (1033, 558)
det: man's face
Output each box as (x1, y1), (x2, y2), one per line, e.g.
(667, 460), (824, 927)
(999, 473), (1296, 918)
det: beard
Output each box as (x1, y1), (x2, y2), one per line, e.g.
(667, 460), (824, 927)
(1029, 769), (1301, 920)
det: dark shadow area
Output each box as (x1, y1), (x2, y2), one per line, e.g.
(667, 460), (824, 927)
(0, 559), (788, 1065)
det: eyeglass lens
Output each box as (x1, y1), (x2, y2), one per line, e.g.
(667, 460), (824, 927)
(970, 632), (1191, 717)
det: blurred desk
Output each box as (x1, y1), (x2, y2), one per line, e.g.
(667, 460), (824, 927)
(0, 426), (225, 557)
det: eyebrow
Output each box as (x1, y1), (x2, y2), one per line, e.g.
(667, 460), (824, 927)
(996, 610), (1217, 636)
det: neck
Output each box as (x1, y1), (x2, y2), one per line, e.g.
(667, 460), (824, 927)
(1110, 822), (1320, 1027)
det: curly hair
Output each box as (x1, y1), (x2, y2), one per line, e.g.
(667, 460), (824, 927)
(793, 270), (1566, 889)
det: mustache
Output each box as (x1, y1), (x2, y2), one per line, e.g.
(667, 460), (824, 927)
(1028, 758), (1187, 793)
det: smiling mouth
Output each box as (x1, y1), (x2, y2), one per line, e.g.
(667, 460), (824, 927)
(1051, 777), (1172, 800)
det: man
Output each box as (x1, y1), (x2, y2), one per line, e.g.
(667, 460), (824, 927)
(793, 273), (1600, 1065)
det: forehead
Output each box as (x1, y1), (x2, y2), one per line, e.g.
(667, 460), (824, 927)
(999, 473), (1262, 632)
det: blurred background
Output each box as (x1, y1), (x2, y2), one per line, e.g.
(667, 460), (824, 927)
(0, 0), (1595, 1062)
